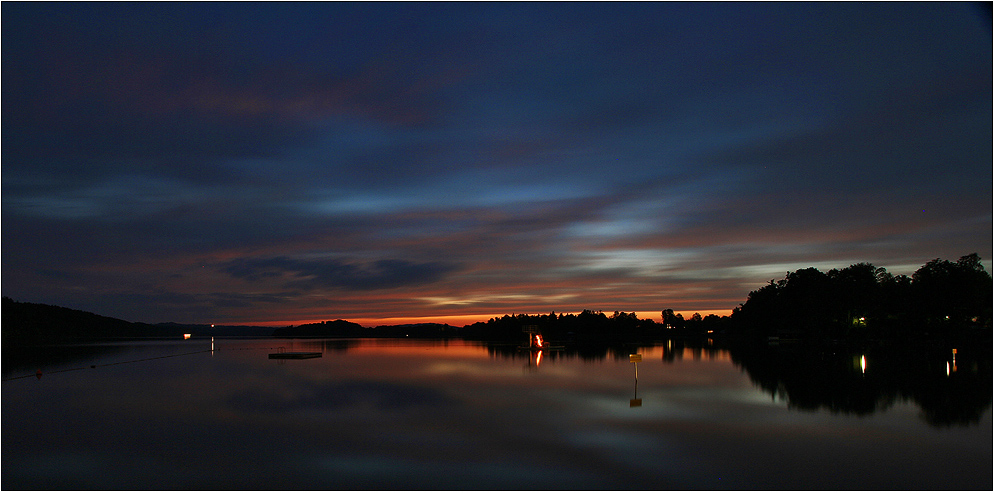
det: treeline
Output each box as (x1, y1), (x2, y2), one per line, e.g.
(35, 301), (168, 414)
(464, 254), (992, 343)
(4, 253), (989, 346)
(461, 309), (659, 343)
(272, 320), (460, 338)
(728, 253), (992, 340)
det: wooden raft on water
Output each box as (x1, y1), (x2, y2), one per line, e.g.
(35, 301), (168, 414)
(268, 351), (322, 359)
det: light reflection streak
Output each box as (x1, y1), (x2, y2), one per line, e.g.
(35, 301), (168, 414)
(6, 336), (990, 491)
(667, 347), (731, 362)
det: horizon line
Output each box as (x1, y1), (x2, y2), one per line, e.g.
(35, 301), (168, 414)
(233, 310), (736, 328)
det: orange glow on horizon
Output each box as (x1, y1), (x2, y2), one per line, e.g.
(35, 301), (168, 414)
(670, 310), (733, 320)
(227, 309), (734, 328)
(236, 313), (511, 328)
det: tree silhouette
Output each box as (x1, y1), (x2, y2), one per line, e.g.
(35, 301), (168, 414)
(730, 254), (992, 340)
(661, 308), (684, 329)
(912, 253), (993, 330)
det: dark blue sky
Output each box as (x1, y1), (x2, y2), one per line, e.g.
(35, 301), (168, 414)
(3, 3), (991, 325)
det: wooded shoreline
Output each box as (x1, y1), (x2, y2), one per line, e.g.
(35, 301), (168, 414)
(4, 254), (990, 347)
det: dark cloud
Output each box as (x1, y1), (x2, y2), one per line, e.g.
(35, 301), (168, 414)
(2, 3), (989, 324)
(221, 256), (461, 291)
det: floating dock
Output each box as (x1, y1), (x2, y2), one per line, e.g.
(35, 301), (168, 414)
(268, 351), (322, 359)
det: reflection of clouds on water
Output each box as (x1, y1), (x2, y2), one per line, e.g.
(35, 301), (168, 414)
(642, 387), (789, 415)
(226, 380), (452, 415)
(567, 428), (669, 452)
(422, 359), (578, 379)
(19, 452), (115, 489)
(308, 454), (606, 490)
(585, 394), (699, 420)
(5, 339), (991, 490)
(562, 428), (694, 486)
(422, 361), (526, 378)
(18, 451), (196, 490)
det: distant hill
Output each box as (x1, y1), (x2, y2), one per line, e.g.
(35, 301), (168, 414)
(2, 297), (162, 345)
(272, 319), (367, 338)
(1, 298), (277, 345)
(152, 322), (278, 337)
(369, 323), (461, 338)
(271, 321), (460, 338)
(1, 298), (466, 345)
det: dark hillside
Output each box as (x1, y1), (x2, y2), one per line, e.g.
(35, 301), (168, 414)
(272, 319), (367, 337)
(153, 322), (276, 337)
(2, 297), (161, 346)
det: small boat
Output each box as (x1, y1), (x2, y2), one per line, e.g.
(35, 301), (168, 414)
(268, 351), (322, 359)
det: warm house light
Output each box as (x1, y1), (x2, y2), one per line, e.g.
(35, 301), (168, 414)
(183, 333), (192, 340)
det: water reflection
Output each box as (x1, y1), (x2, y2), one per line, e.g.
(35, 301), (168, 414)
(6, 336), (988, 429)
(476, 338), (989, 427)
(2, 342), (131, 376)
(630, 357), (642, 408)
(724, 339), (991, 427)
(4, 337), (990, 490)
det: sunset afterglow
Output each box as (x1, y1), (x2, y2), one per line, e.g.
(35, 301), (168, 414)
(3, 3), (990, 327)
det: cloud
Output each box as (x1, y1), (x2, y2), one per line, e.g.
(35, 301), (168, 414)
(2, 3), (989, 325)
(221, 256), (461, 291)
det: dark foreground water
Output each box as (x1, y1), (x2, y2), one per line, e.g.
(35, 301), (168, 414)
(3, 338), (991, 490)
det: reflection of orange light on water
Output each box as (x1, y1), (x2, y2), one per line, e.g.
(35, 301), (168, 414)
(353, 344), (490, 358)
(535, 350), (543, 366)
(183, 334), (192, 340)
(860, 355), (866, 374)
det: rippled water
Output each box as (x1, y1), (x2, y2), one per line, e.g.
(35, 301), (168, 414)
(3, 338), (990, 489)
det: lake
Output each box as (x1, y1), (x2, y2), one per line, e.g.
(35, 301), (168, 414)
(3, 337), (991, 490)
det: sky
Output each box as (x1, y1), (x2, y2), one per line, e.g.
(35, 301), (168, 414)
(3, 2), (992, 327)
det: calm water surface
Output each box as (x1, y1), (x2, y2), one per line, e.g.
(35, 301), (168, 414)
(3, 338), (990, 490)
